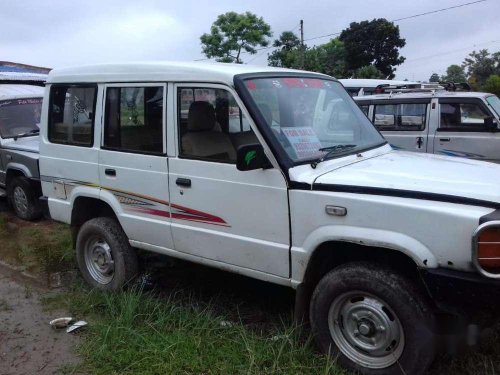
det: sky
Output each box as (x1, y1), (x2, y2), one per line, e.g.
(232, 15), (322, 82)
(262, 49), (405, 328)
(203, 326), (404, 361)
(1, 0), (499, 81)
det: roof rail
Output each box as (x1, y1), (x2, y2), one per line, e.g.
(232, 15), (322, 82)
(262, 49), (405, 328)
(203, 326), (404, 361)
(438, 81), (471, 92)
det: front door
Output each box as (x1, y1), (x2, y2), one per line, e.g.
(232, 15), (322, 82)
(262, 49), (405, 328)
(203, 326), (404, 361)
(432, 98), (500, 162)
(167, 83), (290, 277)
(98, 83), (173, 249)
(373, 100), (431, 153)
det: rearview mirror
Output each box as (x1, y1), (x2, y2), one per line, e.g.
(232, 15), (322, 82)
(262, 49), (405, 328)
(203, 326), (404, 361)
(236, 144), (272, 171)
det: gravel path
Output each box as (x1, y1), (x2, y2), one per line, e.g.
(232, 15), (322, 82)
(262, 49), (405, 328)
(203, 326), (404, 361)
(0, 264), (81, 375)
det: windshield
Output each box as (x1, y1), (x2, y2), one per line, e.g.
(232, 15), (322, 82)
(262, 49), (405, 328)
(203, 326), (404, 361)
(486, 95), (500, 117)
(0, 98), (42, 138)
(241, 77), (385, 164)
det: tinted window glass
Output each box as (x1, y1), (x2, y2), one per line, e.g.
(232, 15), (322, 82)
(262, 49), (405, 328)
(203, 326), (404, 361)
(104, 86), (164, 154)
(440, 102), (490, 131)
(49, 86), (96, 146)
(178, 87), (256, 163)
(0, 98), (42, 138)
(374, 103), (426, 131)
(359, 105), (369, 116)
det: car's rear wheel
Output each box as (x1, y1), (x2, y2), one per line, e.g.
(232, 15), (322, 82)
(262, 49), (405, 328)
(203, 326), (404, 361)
(310, 262), (435, 375)
(76, 217), (138, 290)
(8, 176), (41, 221)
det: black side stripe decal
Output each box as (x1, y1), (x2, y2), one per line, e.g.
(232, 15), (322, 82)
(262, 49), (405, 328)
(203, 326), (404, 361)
(312, 183), (500, 209)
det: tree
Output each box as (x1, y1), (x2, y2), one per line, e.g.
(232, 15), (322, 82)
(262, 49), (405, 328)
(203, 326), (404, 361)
(268, 36), (347, 78)
(200, 12), (272, 63)
(483, 75), (500, 96)
(462, 49), (500, 87)
(305, 38), (347, 77)
(339, 18), (406, 79)
(440, 64), (466, 83)
(354, 65), (385, 79)
(268, 31), (301, 68)
(429, 73), (440, 83)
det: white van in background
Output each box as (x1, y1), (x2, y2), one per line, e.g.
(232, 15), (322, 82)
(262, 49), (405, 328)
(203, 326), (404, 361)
(339, 79), (421, 96)
(355, 89), (500, 162)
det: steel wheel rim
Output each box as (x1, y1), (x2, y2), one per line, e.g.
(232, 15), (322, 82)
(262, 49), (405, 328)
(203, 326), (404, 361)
(328, 291), (405, 369)
(13, 186), (28, 215)
(83, 236), (114, 284)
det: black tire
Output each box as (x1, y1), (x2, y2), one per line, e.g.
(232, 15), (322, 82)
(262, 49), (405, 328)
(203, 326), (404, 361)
(7, 176), (41, 221)
(310, 262), (435, 375)
(76, 217), (138, 291)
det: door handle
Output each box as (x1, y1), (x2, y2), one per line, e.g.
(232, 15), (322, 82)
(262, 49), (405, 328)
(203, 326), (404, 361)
(105, 168), (116, 177)
(439, 138), (451, 142)
(176, 178), (191, 187)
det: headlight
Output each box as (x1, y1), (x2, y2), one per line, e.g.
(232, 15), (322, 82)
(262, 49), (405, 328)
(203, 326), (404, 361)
(472, 222), (500, 278)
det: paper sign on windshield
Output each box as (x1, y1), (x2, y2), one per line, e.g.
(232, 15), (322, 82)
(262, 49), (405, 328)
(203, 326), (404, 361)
(282, 127), (323, 159)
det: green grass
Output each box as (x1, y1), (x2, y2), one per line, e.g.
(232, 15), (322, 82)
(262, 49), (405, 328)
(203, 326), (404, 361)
(0, 212), (73, 274)
(45, 285), (344, 375)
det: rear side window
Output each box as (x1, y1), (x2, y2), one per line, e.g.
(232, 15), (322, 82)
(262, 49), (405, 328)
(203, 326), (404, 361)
(439, 102), (491, 131)
(358, 104), (369, 116)
(104, 86), (164, 154)
(49, 85), (96, 146)
(373, 103), (426, 131)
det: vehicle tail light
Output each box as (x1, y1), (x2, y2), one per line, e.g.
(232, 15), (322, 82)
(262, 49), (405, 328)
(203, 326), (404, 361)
(474, 225), (500, 277)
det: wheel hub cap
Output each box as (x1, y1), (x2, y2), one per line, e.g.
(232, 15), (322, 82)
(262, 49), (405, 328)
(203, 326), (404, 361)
(328, 291), (405, 369)
(84, 238), (114, 284)
(13, 186), (28, 214)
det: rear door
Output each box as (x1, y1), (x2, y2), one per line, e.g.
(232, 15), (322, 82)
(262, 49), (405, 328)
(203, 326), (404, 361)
(98, 83), (173, 249)
(372, 99), (430, 152)
(432, 98), (500, 162)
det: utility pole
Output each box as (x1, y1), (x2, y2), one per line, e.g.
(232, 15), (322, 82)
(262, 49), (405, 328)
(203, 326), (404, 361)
(300, 19), (304, 69)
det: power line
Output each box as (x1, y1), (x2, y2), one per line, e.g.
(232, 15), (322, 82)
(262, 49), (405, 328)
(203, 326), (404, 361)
(402, 39), (500, 65)
(304, 0), (487, 42)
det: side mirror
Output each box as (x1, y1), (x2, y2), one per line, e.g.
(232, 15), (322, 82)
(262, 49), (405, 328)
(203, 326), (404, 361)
(484, 117), (499, 132)
(236, 144), (272, 171)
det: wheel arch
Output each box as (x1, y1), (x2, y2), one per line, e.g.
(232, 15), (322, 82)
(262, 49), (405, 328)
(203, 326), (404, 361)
(294, 239), (433, 325)
(70, 196), (119, 248)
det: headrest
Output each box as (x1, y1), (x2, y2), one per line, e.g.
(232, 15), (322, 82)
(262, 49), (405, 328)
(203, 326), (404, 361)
(188, 101), (216, 131)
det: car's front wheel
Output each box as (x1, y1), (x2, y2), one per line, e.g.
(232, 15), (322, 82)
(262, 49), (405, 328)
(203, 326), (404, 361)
(310, 262), (435, 375)
(76, 217), (138, 291)
(7, 176), (41, 221)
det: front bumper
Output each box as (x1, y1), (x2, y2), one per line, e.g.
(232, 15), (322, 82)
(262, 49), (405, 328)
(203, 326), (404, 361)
(420, 267), (500, 318)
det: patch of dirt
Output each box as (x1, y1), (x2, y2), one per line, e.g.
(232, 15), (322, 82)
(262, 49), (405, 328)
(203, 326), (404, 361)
(0, 263), (81, 375)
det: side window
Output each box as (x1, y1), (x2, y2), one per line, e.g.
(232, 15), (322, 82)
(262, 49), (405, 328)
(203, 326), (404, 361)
(104, 86), (164, 154)
(373, 104), (396, 129)
(374, 103), (426, 131)
(358, 104), (369, 116)
(440, 102), (491, 131)
(177, 87), (257, 163)
(48, 85), (96, 146)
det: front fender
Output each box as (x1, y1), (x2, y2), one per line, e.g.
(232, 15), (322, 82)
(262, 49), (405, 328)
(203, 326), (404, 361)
(291, 225), (438, 283)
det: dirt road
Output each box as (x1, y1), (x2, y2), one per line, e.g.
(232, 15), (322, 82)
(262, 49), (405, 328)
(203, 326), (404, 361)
(0, 263), (80, 375)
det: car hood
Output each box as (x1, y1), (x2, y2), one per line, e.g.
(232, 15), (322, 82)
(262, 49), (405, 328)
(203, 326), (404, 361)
(297, 149), (500, 205)
(2, 135), (39, 153)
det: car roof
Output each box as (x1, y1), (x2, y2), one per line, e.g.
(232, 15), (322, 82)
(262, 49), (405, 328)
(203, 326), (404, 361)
(339, 78), (420, 88)
(0, 84), (44, 100)
(47, 61), (327, 85)
(354, 90), (493, 102)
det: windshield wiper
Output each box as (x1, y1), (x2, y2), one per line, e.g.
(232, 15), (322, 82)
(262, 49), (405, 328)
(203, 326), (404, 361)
(311, 144), (357, 169)
(13, 129), (40, 141)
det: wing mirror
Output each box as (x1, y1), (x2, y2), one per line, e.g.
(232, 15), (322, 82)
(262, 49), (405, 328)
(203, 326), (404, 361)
(236, 144), (272, 171)
(484, 117), (499, 132)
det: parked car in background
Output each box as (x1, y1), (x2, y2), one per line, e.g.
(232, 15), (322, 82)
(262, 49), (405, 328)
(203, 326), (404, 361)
(0, 83), (45, 220)
(355, 89), (500, 162)
(39, 62), (500, 375)
(339, 78), (421, 96)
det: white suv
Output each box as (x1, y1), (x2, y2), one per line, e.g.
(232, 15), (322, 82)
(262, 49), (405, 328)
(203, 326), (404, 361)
(39, 62), (500, 375)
